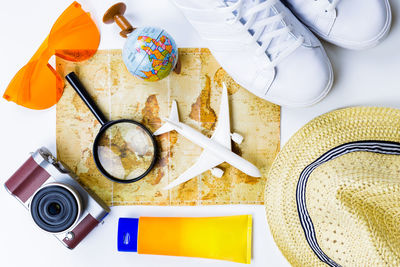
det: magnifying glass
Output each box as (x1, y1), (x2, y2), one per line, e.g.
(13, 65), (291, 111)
(65, 72), (158, 183)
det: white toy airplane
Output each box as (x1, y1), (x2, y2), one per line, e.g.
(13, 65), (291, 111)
(154, 83), (261, 190)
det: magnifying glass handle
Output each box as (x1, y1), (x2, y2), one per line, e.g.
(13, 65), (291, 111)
(65, 72), (107, 126)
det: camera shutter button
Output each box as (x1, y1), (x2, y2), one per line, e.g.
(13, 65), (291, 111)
(65, 232), (75, 241)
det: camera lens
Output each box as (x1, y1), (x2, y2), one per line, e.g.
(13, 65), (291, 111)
(30, 185), (80, 233)
(48, 202), (61, 216)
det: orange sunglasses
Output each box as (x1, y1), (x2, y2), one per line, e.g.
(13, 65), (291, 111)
(3, 2), (100, 110)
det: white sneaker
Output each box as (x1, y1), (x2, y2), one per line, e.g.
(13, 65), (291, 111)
(283, 0), (392, 50)
(172, 0), (333, 107)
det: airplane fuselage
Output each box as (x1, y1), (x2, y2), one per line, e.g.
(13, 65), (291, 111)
(172, 121), (261, 177)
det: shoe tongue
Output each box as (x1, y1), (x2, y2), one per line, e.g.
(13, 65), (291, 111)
(224, 0), (295, 60)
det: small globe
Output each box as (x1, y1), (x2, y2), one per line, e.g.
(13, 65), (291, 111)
(122, 27), (178, 81)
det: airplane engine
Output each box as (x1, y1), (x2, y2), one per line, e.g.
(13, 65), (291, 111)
(230, 133), (244, 144)
(211, 168), (224, 178)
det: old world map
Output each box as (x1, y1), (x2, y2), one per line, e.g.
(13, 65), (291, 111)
(56, 48), (280, 206)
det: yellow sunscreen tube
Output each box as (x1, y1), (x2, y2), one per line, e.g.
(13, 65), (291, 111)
(117, 215), (252, 264)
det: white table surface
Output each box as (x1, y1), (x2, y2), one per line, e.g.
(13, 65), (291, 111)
(0, 0), (399, 266)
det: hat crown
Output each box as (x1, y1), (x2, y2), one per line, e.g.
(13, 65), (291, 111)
(307, 151), (400, 265)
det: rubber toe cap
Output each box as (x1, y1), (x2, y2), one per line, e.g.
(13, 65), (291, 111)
(329, 0), (391, 49)
(265, 46), (333, 107)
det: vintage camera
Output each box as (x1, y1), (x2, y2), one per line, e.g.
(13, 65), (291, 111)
(4, 147), (110, 249)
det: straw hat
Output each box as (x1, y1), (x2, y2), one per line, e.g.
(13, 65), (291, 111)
(266, 107), (400, 267)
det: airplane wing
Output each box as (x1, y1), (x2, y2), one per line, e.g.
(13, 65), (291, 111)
(211, 83), (231, 150)
(164, 150), (223, 190)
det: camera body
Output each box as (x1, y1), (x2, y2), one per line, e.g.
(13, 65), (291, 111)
(4, 147), (110, 249)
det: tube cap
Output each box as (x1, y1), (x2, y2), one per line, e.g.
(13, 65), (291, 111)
(117, 218), (139, 252)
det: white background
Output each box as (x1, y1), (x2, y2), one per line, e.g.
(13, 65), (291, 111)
(0, 0), (399, 266)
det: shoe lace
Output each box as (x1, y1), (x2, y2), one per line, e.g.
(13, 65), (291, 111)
(219, 0), (304, 68)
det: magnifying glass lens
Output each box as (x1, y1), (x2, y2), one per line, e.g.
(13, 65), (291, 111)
(96, 122), (155, 181)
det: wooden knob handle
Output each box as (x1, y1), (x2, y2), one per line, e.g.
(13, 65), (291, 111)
(103, 2), (134, 38)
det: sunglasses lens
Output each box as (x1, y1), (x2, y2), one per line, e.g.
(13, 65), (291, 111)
(3, 2), (99, 110)
(50, 2), (100, 62)
(4, 61), (64, 110)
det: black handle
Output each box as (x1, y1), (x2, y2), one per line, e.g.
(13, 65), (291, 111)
(65, 72), (108, 126)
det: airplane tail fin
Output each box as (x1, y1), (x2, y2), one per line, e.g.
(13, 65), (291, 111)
(153, 100), (180, 136)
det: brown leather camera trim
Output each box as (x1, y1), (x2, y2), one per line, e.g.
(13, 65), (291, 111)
(5, 156), (50, 203)
(63, 214), (99, 249)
